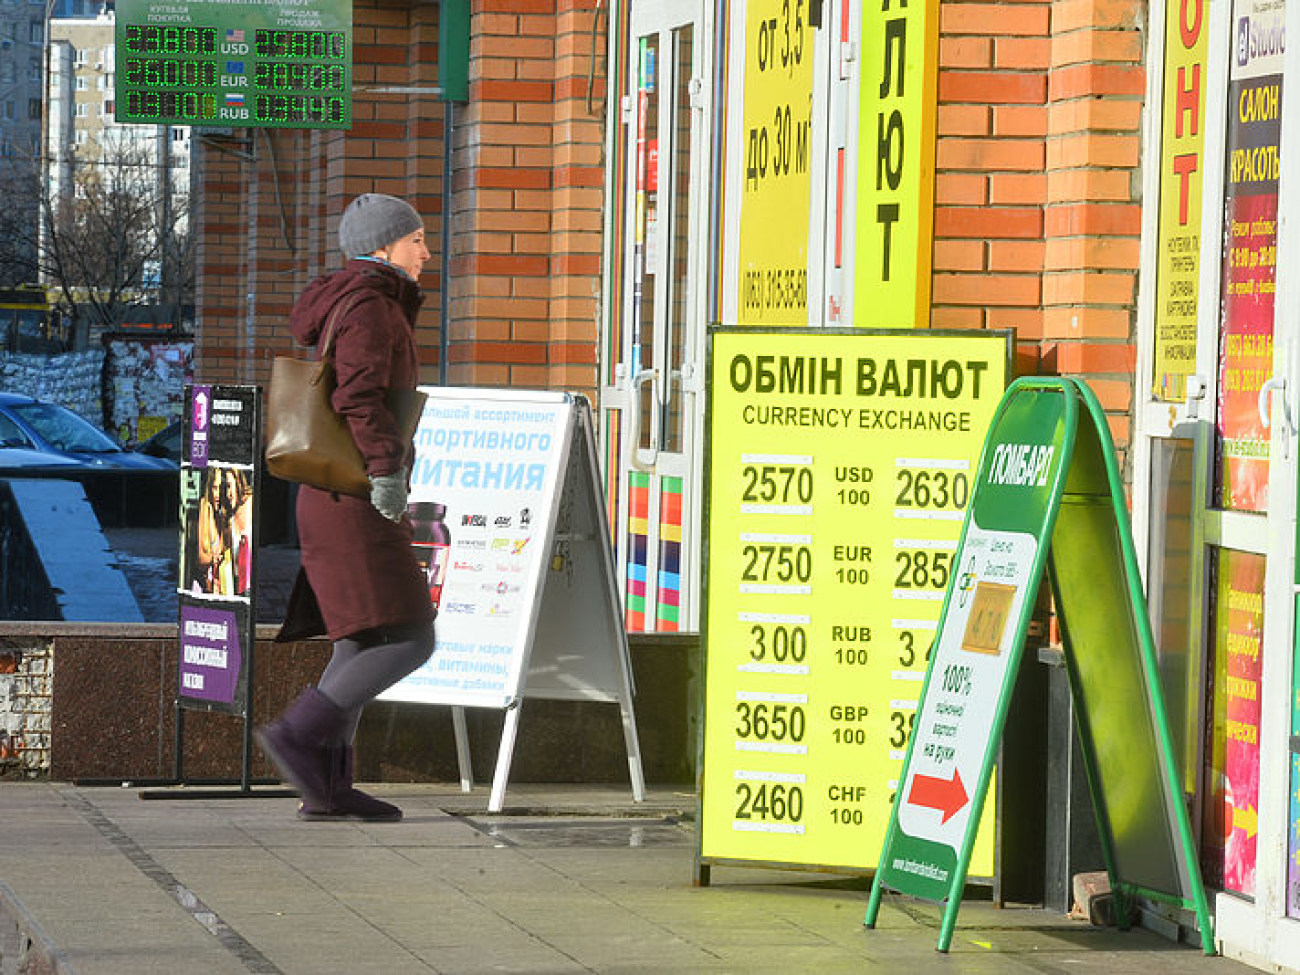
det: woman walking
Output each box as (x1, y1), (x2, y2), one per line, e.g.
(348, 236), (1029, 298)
(256, 193), (435, 822)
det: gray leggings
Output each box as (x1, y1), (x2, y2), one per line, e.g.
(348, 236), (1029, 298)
(316, 620), (435, 743)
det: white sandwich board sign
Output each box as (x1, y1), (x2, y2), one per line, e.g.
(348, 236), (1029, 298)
(380, 388), (644, 812)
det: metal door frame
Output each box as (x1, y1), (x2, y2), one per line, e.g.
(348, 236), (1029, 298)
(1133, 0), (1300, 954)
(600, 0), (710, 633)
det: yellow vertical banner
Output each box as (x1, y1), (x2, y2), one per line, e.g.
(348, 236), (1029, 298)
(736, 0), (816, 325)
(855, 0), (939, 328)
(1152, 0), (1209, 401)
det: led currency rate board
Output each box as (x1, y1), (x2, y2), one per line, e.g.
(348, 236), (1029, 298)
(115, 0), (351, 129)
(699, 328), (1010, 874)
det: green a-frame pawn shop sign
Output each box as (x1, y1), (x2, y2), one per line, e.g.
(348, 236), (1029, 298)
(865, 377), (1216, 955)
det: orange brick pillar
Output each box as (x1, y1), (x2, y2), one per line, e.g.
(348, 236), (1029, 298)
(931, 0), (1145, 458)
(1044, 0), (1145, 458)
(548, 1), (604, 397)
(932, 0), (1050, 370)
(446, 0), (603, 399)
(347, 0), (445, 378)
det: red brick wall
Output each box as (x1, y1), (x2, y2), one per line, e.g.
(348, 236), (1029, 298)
(196, 0), (446, 385)
(447, 0), (603, 397)
(931, 0), (1144, 456)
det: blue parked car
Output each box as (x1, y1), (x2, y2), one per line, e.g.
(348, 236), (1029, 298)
(0, 392), (177, 471)
(0, 443), (84, 471)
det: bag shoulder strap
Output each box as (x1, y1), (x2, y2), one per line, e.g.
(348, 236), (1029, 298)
(316, 292), (364, 362)
(303, 293), (363, 389)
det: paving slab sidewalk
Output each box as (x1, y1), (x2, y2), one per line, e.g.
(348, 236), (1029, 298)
(0, 782), (1251, 975)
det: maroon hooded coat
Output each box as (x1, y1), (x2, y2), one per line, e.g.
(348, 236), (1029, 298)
(283, 260), (433, 641)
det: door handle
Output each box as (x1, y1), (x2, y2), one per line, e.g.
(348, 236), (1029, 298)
(1258, 376), (1291, 430)
(627, 368), (659, 472)
(1258, 375), (1293, 459)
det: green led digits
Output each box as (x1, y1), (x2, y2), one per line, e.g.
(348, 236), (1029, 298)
(254, 94), (346, 124)
(124, 58), (218, 88)
(116, 0), (351, 129)
(253, 62), (346, 92)
(124, 90), (218, 121)
(254, 29), (345, 59)
(123, 24), (217, 54)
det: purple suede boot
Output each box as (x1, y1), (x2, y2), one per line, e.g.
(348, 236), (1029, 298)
(253, 689), (347, 809)
(297, 744), (402, 822)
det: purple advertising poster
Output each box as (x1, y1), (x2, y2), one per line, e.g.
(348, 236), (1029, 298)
(178, 603), (244, 705)
(178, 384), (259, 714)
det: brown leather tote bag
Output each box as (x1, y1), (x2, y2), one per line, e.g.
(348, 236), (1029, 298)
(265, 296), (426, 497)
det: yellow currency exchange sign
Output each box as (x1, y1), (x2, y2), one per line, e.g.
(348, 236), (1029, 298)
(699, 328), (1008, 874)
(737, 0), (815, 325)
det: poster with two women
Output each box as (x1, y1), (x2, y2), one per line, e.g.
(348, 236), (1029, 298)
(177, 384), (259, 714)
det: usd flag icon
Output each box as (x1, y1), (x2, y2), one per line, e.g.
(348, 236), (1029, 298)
(225, 28), (245, 42)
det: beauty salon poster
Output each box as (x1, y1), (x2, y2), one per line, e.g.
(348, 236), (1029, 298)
(1217, 0), (1283, 511)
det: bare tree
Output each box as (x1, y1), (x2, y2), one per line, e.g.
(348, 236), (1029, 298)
(0, 133), (192, 349)
(0, 155), (42, 290)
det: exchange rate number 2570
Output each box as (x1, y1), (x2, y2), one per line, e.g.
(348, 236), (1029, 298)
(742, 464), (813, 504)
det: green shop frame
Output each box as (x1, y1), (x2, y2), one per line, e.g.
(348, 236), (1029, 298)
(865, 377), (1214, 955)
(115, 0), (352, 129)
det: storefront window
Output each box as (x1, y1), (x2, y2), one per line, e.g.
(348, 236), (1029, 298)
(1148, 433), (1197, 790)
(662, 24), (691, 456)
(633, 34), (659, 452)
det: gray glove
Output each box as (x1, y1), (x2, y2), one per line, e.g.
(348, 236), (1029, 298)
(369, 467), (409, 522)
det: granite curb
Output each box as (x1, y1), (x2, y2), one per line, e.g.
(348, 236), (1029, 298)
(0, 879), (75, 975)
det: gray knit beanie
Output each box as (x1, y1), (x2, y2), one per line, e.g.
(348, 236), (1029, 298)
(338, 193), (423, 259)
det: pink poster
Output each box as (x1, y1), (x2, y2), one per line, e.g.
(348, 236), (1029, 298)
(1217, 187), (1276, 511)
(1216, 549), (1264, 896)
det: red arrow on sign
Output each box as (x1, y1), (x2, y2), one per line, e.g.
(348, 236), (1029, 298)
(908, 769), (969, 824)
